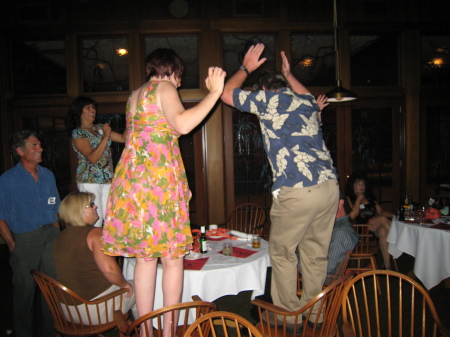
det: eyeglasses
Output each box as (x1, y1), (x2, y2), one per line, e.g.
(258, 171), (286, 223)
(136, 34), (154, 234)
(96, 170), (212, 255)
(85, 201), (96, 208)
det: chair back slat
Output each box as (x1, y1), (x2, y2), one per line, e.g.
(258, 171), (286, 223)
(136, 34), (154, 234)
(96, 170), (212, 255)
(184, 311), (263, 337)
(114, 300), (217, 337)
(31, 269), (128, 336)
(254, 273), (355, 337)
(226, 203), (266, 236)
(341, 270), (450, 337)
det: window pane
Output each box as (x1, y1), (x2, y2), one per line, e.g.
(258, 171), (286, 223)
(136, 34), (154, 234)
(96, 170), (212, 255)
(81, 37), (129, 93)
(350, 34), (398, 86)
(291, 34), (334, 86)
(144, 36), (199, 89)
(232, 110), (272, 207)
(421, 35), (450, 86)
(12, 39), (66, 95)
(223, 34), (276, 87)
(321, 107), (338, 167)
(426, 106), (450, 192)
(352, 108), (393, 205)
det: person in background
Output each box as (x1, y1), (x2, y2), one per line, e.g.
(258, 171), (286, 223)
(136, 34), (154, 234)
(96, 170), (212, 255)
(0, 130), (60, 337)
(66, 96), (126, 227)
(54, 192), (136, 324)
(221, 44), (339, 334)
(326, 193), (359, 280)
(102, 48), (226, 336)
(345, 170), (394, 269)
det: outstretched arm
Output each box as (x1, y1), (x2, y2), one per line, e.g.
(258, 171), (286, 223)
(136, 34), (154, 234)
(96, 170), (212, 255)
(160, 67), (226, 135)
(221, 43), (267, 107)
(280, 51), (309, 95)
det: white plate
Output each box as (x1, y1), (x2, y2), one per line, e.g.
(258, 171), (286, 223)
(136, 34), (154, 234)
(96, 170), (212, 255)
(185, 252), (202, 260)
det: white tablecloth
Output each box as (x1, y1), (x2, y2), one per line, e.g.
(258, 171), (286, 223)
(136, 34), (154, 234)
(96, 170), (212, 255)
(387, 218), (450, 289)
(123, 238), (271, 319)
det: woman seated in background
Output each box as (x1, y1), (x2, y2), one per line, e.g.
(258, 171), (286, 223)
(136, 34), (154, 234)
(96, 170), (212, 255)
(345, 171), (395, 270)
(53, 192), (137, 324)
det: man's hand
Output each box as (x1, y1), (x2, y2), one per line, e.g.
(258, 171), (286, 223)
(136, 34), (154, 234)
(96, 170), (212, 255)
(281, 51), (291, 78)
(242, 43), (267, 73)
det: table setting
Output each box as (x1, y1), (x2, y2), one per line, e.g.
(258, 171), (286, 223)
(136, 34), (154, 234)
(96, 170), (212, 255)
(387, 216), (450, 289)
(122, 227), (271, 322)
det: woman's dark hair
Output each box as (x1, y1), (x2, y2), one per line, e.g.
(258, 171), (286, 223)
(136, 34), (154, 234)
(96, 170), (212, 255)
(10, 130), (40, 162)
(345, 170), (376, 203)
(145, 48), (184, 81)
(253, 70), (289, 91)
(66, 96), (98, 135)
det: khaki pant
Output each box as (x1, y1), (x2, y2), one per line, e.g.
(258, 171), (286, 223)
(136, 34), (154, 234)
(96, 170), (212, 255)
(269, 179), (339, 323)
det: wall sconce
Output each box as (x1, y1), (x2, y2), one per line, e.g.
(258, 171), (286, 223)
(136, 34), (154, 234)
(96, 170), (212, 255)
(116, 48), (128, 56)
(326, 0), (357, 102)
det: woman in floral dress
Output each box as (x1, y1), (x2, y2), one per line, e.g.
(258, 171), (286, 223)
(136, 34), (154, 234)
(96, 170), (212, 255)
(101, 48), (225, 334)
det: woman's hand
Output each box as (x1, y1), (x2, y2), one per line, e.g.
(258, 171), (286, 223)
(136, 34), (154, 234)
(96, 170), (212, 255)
(316, 95), (329, 111)
(122, 282), (133, 298)
(205, 67), (226, 95)
(242, 43), (267, 73)
(102, 123), (112, 139)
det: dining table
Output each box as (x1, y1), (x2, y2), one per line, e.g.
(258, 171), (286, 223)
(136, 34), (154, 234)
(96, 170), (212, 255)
(387, 217), (450, 289)
(122, 237), (271, 322)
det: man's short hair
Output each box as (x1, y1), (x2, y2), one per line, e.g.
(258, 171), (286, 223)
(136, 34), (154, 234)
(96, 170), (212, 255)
(253, 70), (289, 91)
(10, 130), (40, 163)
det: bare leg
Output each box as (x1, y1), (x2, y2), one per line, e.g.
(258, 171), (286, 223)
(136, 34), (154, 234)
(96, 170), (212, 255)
(369, 216), (392, 269)
(134, 258), (158, 337)
(160, 257), (184, 337)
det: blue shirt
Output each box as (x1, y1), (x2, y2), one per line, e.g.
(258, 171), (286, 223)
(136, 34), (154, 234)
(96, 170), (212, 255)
(327, 215), (359, 274)
(0, 162), (60, 234)
(233, 87), (337, 191)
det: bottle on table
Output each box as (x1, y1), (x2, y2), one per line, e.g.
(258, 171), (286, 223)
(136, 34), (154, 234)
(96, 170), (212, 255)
(200, 226), (208, 254)
(404, 194), (411, 220)
(398, 201), (405, 221)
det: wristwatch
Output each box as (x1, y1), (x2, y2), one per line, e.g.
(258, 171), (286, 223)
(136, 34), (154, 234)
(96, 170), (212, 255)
(239, 65), (250, 76)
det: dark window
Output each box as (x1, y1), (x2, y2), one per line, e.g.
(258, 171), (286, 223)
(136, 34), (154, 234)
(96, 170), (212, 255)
(81, 37), (129, 93)
(350, 34), (398, 86)
(421, 35), (450, 86)
(11, 39), (66, 95)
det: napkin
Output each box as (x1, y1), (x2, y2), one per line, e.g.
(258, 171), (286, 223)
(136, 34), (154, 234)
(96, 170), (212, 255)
(218, 246), (258, 258)
(430, 223), (450, 230)
(184, 257), (209, 270)
(229, 230), (252, 240)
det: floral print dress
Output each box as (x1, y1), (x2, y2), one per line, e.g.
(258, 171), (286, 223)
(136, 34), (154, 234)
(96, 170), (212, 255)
(101, 81), (193, 260)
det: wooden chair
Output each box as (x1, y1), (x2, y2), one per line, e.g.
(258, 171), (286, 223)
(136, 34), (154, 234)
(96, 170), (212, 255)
(297, 250), (353, 296)
(31, 269), (129, 337)
(184, 311), (264, 337)
(226, 203), (266, 237)
(341, 270), (450, 337)
(253, 273), (355, 337)
(114, 299), (217, 337)
(347, 224), (379, 273)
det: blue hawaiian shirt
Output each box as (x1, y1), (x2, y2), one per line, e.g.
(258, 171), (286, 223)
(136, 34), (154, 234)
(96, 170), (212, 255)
(233, 87), (337, 191)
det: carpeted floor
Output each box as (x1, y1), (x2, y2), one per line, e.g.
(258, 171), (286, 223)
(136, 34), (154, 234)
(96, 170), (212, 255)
(1, 245), (449, 337)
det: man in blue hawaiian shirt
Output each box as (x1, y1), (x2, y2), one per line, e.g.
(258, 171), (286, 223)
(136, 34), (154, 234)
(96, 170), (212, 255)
(222, 44), (339, 333)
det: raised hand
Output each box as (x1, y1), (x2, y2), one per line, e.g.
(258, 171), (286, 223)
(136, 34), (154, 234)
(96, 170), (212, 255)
(316, 95), (329, 111)
(280, 51), (291, 78)
(242, 43), (267, 73)
(205, 67), (227, 94)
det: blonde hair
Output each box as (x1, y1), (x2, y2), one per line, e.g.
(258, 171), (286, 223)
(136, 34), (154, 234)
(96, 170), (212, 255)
(59, 192), (95, 227)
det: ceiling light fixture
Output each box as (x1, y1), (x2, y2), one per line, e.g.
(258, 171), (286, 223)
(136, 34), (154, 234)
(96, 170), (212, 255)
(326, 0), (357, 102)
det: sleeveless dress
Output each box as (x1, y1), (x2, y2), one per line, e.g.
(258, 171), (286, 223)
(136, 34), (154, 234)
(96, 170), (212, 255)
(101, 80), (193, 260)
